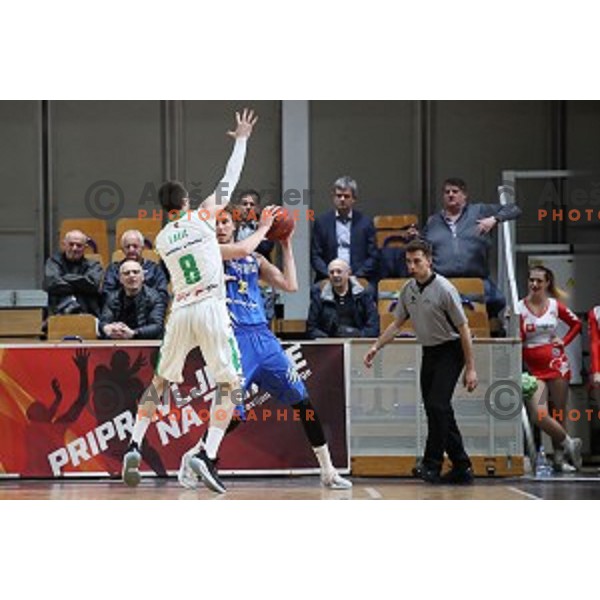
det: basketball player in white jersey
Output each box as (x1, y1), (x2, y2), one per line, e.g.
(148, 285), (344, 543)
(121, 108), (271, 493)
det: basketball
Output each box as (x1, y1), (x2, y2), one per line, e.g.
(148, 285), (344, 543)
(266, 208), (295, 241)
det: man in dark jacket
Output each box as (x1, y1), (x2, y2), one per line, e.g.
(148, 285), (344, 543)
(103, 229), (169, 304)
(100, 260), (166, 340)
(307, 258), (379, 339)
(310, 175), (379, 284)
(44, 229), (103, 316)
(235, 189), (275, 259)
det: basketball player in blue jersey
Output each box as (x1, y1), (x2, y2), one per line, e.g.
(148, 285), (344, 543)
(178, 204), (352, 490)
(121, 109), (272, 494)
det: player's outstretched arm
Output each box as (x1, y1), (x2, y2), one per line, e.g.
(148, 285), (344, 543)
(201, 108), (258, 217)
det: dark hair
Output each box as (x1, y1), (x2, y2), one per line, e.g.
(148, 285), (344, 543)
(158, 181), (188, 212)
(404, 238), (432, 258)
(216, 203), (240, 228)
(529, 265), (567, 302)
(217, 203), (236, 219)
(238, 189), (261, 204)
(443, 177), (467, 192)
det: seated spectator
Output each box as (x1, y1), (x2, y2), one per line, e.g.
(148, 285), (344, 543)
(307, 258), (379, 339)
(100, 260), (166, 340)
(44, 229), (103, 317)
(379, 223), (420, 279)
(423, 177), (522, 335)
(235, 189), (275, 259)
(103, 229), (169, 304)
(311, 175), (379, 284)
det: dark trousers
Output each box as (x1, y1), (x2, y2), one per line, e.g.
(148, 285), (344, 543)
(420, 339), (471, 471)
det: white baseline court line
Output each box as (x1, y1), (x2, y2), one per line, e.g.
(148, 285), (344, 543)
(507, 486), (541, 500)
(365, 487), (383, 499)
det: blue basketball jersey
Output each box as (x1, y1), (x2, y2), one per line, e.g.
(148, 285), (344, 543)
(224, 255), (267, 326)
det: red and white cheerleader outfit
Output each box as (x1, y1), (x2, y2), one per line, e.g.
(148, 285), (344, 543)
(518, 298), (581, 380)
(589, 306), (600, 378)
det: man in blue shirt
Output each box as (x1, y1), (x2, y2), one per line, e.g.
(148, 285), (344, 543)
(178, 204), (352, 490)
(423, 178), (522, 335)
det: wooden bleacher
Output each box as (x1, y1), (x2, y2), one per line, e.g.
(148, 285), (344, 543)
(377, 277), (490, 337)
(47, 314), (98, 341)
(373, 214), (418, 249)
(0, 309), (43, 340)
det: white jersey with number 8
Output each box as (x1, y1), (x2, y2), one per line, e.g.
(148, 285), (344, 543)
(155, 211), (225, 309)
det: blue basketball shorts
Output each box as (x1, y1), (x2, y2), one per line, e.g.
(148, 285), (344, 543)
(234, 323), (306, 406)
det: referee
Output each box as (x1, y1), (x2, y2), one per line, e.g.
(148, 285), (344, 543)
(364, 239), (478, 484)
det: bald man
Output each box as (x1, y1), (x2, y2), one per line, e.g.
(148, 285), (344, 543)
(102, 229), (169, 303)
(100, 259), (166, 340)
(307, 258), (379, 339)
(44, 229), (103, 316)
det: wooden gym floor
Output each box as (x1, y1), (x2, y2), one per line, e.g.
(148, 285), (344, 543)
(2, 473), (600, 500)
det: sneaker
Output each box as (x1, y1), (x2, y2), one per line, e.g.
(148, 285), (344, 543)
(565, 438), (583, 470)
(420, 466), (442, 484)
(189, 449), (226, 494)
(122, 444), (141, 487)
(178, 450), (199, 490)
(553, 461), (577, 474)
(321, 471), (353, 489)
(440, 466), (474, 485)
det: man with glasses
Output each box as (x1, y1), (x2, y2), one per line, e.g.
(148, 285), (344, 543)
(310, 175), (379, 284)
(44, 229), (104, 317)
(99, 259), (166, 340)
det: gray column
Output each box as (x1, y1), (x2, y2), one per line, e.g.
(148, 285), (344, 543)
(281, 101), (310, 320)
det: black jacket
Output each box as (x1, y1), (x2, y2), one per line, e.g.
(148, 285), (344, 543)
(103, 258), (170, 304)
(307, 277), (380, 339)
(100, 285), (166, 339)
(43, 252), (103, 316)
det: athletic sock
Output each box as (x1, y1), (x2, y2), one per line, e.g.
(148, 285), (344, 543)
(205, 426), (225, 460)
(313, 444), (335, 476)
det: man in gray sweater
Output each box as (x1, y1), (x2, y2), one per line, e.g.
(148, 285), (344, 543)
(423, 178), (521, 334)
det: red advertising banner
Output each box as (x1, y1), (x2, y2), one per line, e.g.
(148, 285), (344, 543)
(0, 343), (348, 478)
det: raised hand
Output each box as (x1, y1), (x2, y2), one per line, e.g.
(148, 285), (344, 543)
(73, 348), (90, 371)
(259, 204), (278, 230)
(227, 108), (258, 140)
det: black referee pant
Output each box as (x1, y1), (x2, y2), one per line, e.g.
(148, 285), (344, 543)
(420, 339), (471, 472)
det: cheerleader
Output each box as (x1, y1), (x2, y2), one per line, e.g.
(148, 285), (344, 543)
(589, 306), (600, 386)
(518, 266), (582, 472)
